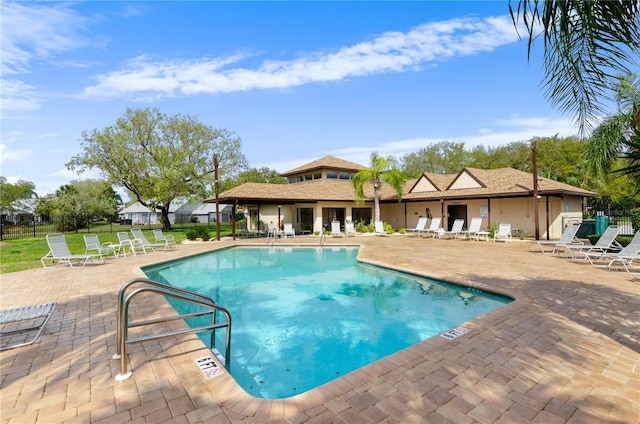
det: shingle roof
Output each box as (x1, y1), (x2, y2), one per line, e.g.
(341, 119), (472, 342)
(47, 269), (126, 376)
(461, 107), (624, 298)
(401, 167), (597, 200)
(213, 179), (368, 204)
(207, 163), (597, 205)
(280, 155), (367, 177)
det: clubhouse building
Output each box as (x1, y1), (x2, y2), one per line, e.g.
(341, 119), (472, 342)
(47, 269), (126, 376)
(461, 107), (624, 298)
(206, 155), (597, 239)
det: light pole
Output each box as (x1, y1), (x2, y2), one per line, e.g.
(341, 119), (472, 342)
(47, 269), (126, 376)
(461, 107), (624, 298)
(532, 141), (540, 240)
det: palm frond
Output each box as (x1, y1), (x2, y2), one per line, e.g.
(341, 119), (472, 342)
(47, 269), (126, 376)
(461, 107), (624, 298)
(510, 0), (640, 135)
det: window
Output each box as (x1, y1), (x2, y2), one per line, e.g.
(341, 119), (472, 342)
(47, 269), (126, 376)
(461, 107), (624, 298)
(326, 171), (338, 179)
(314, 171), (322, 179)
(339, 172), (350, 180)
(352, 208), (372, 225)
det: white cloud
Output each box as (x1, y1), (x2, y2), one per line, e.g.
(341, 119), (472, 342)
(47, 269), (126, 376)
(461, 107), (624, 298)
(83, 16), (521, 99)
(0, 79), (41, 112)
(50, 167), (102, 180)
(0, 143), (26, 163)
(0, 2), (92, 75)
(0, 2), (97, 113)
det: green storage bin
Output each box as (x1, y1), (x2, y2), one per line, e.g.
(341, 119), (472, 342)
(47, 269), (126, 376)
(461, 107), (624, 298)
(595, 216), (609, 235)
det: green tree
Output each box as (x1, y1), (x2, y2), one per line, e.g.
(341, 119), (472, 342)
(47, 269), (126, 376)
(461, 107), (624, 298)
(353, 152), (406, 223)
(35, 180), (122, 231)
(220, 167), (286, 191)
(67, 107), (248, 230)
(400, 141), (468, 176)
(0, 177), (37, 213)
(509, 0), (640, 135)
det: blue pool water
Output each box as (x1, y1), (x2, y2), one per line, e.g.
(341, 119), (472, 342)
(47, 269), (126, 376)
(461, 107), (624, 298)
(142, 246), (511, 399)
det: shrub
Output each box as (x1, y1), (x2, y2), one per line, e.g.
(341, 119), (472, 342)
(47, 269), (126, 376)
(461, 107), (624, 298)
(631, 208), (640, 232)
(488, 222), (499, 238)
(185, 227), (210, 241)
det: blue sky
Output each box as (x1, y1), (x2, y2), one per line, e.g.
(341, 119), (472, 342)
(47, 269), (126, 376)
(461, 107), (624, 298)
(2, 1), (581, 196)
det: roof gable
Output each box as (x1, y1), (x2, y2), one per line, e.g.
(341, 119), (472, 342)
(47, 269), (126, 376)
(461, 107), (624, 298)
(447, 168), (485, 190)
(409, 174), (440, 193)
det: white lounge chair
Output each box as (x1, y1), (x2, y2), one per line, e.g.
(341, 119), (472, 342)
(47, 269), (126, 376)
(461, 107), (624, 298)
(116, 231), (146, 256)
(84, 234), (117, 258)
(374, 221), (389, 236)
(460, 217), (483, 240)
(442, 219), (465, 239)
(345, 221), (357, 237)
(528, 222), (583, 254)
(153, 229), (177, 247)
(282, 223), (296, 238)
(584, 231), (640, 267)
(493, 224), (512, 243)
(558, 225), (622, 261)
(423, 217), (442, 238)
(405, 217), (428, 237)
(41, 233), (105, 268)
(1, 302), (56, 350)
(131, 228), (169, 251)
(331, 221), (343, 237)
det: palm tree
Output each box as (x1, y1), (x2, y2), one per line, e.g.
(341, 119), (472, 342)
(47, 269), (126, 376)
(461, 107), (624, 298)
(585, 73), (640, 186)
(352, 153), (406, 223)
(509, 0), (640, 136)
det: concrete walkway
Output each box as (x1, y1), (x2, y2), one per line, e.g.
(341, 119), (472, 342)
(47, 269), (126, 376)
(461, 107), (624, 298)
(1, 235), (638, 423)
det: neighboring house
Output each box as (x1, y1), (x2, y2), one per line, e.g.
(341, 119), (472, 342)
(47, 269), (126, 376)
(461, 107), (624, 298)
(119, 202), (159, 225)
(191, 203), (233, 223)
(1, 198), (41, 223)
(206, 155), (598, 239)
(119, 199), (231, 225)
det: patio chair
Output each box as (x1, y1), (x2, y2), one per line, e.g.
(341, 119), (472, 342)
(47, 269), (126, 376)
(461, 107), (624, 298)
(152, 229), (177, 248)
(282, 223), (296, 238)
(423, 217), (442, 238)
(345, 221), (357, 237)
(41, 233), (105, 268)
(131, 228), (169, 252)
(460, 217), (483, 240)
(493, 223), (512, 243)
(405, 217), (428, 237)
(559, 225), (622, 261)
(331, 221), (343, 237)
(374, 221), (389, 236)
(583, 230), (640, 267)
(116, 231), (147, 256)
(442, 219), (465, 239)
(84, 234), (117, 258)
(528, 222), (583, 254)
(1, 302), (56, 351)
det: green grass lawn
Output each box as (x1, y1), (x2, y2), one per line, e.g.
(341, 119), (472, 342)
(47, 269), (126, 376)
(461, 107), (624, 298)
(0, 226), (232, 274)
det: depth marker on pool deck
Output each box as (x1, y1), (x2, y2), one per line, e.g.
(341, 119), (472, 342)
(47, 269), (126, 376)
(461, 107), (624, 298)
(440, 326), (470, 339)
(196, 356), (224, 379)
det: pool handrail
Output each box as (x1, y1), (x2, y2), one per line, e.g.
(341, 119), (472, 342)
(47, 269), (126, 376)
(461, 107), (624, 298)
(113, 277), (231, 381)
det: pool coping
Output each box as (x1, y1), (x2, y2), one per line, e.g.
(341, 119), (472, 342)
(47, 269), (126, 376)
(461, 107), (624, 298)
(1, 235), (638, 423)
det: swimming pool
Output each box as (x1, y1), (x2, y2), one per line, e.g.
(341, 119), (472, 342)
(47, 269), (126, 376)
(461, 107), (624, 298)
(142, 246), (511, 399)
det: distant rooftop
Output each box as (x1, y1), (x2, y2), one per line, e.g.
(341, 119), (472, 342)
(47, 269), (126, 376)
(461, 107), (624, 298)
(280, 155), (367, 177)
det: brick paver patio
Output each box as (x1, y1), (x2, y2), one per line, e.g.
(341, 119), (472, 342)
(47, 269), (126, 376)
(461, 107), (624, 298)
(1, 235), (638, 423)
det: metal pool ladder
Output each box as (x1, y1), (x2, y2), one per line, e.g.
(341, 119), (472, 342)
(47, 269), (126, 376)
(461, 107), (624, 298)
(113, 277), (231, 381)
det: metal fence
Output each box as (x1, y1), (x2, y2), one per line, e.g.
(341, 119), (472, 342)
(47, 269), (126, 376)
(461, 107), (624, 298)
(592, 209), (637, 235)
(0, 214), (225, 241)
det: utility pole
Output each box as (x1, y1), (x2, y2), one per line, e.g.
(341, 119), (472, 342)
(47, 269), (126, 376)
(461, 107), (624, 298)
(532, 140), (540, 240)
(213, 154), (220, 241)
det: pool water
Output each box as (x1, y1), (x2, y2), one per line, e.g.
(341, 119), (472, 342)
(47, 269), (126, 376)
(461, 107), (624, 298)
(142, 246), (511, 399)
